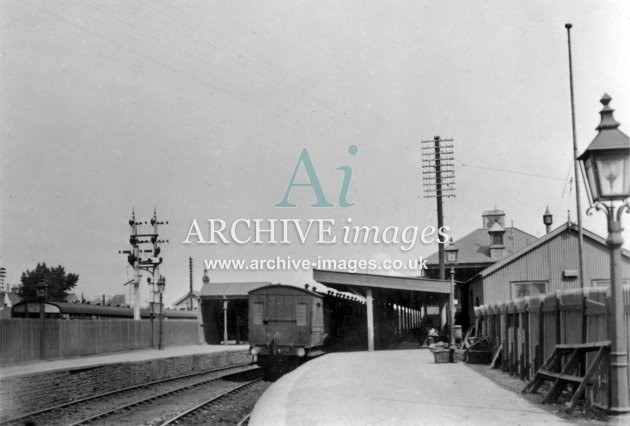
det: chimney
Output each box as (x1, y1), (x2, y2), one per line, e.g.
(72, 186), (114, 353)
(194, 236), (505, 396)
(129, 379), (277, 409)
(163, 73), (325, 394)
(482, 209), (506, 228)
(488, 222), (506, 258)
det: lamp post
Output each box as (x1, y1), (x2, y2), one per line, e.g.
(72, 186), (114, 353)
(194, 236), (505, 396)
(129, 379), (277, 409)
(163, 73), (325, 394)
(147, 276), (155, 349)
(223, 295), (228, 345)
(445, 240), (459, 349)
(578, 94), (630, 413)
(35, 280), (48, 359)
(157, 275), (166, 350)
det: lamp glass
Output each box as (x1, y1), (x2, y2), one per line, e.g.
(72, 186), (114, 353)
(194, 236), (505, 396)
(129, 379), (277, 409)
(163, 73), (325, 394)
(157, 278), (166, 293)
(445, 247), (458, 264)
(594, 153), (630, 199)
(583, 155), (600, 201)
(36, 282), (48, 299)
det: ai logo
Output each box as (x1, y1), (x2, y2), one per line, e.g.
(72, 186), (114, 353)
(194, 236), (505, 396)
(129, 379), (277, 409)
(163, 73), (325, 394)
(275, 145), (358, 208)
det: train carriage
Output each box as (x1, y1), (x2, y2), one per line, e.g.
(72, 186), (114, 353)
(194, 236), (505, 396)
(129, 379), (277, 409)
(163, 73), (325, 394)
(11, 301), (198, 320)
(248, 285), (326, 376)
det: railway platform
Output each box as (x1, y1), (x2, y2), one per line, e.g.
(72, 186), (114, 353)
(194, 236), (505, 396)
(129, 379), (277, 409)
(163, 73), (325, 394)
(250, 348), (628, 426)
(1, 343), (249, 378)
(1, 344), (251, 420)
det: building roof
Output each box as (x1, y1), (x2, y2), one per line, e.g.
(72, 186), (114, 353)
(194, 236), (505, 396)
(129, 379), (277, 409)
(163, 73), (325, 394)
(1, 291), (20, 308)
(488, 222), (505, 233)
(313, 269), (450, 296)
(65, 293), (79, 303)
(172, 291), (200, 306)
(476, 222), (630, 279)
(199, 282), (271, 300)
(426, 227), (537, 267)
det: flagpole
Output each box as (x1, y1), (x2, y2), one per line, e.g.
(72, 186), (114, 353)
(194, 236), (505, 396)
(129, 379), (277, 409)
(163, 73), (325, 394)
(565, 23), (586, 290)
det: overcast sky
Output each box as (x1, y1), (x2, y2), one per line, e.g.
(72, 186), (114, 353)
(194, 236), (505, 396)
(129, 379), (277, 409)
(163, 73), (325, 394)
(1, 1), (629, 305)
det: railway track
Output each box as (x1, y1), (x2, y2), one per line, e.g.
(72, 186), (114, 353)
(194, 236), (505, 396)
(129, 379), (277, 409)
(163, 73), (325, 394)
(1, 363), (259, 426)
(68, 367), (263, 425)
(159, 377), (263, 425)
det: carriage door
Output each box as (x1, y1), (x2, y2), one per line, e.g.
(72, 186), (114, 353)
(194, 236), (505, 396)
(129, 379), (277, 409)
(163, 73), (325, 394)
(311, 299), (325, 345)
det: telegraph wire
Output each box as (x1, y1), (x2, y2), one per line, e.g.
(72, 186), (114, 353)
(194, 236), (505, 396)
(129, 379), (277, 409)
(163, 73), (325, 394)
(455, 160), (566, 181)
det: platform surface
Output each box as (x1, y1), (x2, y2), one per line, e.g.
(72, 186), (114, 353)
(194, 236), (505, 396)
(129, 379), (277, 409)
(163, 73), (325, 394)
(0, 344), (249, 378)
(250, 349), (610, 426)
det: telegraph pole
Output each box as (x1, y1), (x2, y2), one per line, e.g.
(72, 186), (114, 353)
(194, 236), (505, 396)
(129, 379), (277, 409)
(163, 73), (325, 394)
(189, 257), (194, 310)
(422, 136), (455, 280)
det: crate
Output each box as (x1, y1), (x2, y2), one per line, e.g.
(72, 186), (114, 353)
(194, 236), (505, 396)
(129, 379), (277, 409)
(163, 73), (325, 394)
(453, 349), (466, 363)
(432, 349), (451, 363)
(467, 349), (491, 364)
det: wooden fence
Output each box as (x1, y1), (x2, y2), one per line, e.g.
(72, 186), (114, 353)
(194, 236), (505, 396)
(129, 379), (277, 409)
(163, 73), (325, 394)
(474, 286), (630, 409)
(0, 319), (201, 365)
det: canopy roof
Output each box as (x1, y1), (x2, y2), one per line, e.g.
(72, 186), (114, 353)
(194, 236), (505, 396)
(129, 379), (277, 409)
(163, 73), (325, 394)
(313, 269), (452, 309)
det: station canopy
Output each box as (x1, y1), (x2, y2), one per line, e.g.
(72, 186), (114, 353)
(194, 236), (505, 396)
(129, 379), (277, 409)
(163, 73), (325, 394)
(313, 269), (452, 308)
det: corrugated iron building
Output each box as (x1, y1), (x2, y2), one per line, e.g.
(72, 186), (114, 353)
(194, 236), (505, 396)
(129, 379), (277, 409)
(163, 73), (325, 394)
(469, 222), (630, 308)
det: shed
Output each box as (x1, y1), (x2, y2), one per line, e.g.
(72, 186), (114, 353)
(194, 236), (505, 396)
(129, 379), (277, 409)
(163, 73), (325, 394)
(199, 281), (270, 344)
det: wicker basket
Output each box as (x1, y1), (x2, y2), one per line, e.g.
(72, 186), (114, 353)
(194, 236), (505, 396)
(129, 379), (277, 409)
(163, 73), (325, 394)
(432, 349), (450, 363)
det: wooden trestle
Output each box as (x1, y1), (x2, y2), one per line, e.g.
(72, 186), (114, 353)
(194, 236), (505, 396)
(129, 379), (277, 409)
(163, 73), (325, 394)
(522, 341), (610, 413)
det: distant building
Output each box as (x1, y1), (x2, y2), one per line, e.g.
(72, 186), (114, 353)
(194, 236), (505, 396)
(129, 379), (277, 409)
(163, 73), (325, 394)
(424, 209), (536, 329)
(65, 293), (79, 304)
(199, 281), (270, 344)
(0, 288), (20, 317)
(172, 291), (200, 310)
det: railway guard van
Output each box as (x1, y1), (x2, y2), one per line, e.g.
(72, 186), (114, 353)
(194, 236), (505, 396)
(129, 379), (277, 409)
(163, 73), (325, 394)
(248, 285), (326, 376)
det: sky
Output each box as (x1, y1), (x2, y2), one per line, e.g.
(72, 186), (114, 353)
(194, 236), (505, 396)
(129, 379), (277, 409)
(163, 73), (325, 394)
(1, 1), (629, 305)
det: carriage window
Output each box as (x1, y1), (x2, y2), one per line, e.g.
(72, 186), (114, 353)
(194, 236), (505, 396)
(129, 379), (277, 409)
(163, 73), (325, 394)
(253, 302), (264, 325)
(296, 303), (307, 326)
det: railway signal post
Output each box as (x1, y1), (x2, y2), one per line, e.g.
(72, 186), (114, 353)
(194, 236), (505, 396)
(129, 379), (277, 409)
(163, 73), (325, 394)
(119, 208), (168, 320)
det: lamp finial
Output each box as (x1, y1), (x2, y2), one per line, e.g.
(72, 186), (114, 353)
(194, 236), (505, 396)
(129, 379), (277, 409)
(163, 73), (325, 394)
(597, 94), (620, 131)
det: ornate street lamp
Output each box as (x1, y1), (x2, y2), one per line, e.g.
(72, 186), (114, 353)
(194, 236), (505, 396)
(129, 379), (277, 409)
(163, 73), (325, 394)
(445, 240), (459, 351)
(157, 275), (166, 350)
(35, 280), (48, 359)
(36, 280), (49, 300)
(579, 94), (630, 413)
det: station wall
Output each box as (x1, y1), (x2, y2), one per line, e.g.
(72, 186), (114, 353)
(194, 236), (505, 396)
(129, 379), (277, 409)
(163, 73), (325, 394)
(0, 349), (251, 421)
